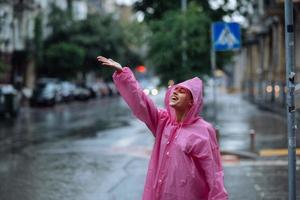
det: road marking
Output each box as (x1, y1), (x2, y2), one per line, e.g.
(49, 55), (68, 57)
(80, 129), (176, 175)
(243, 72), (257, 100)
(259, 148), (300, 157)
(224, 159), (300, 167)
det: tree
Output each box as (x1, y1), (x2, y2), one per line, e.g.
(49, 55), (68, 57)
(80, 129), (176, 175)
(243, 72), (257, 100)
(44, 42), (85, 78)
(47, 3), (73, 36)
(42, 4), (141, 81)
(148, 4), (215, 84)
(134, 0), (230, 22)
(121, 20), (148, 67)
(134, 1), (237, 84)
(68, 14), (142, 81)
(0, 58), (8, 81)
(33, 13), (43, 68)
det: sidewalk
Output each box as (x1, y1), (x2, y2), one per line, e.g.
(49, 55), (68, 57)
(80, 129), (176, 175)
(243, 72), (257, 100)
(223, 158), (300, 200)
(204, 88), (300, 199)
(204, 87), (300, 155)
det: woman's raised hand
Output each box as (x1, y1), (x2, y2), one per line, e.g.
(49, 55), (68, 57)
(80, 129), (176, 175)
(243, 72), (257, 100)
(96, 56), (123, 72)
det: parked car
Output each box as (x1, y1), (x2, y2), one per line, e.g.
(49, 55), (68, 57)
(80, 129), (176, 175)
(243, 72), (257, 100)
(89, 81), (109, 97)
(106, 82), (118, 96)
(60, 81), (76, 102)
(0, 84), (21, 117)
(30, 79), (62, 106)
(74, 83), (92, 101)
(86, 84), (98, 99)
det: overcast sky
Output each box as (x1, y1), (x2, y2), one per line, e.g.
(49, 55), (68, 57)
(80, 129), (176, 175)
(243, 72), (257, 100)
(116, 0), (136, 5)
(116, 0), (237, 8)
(115, 0), (245, 25)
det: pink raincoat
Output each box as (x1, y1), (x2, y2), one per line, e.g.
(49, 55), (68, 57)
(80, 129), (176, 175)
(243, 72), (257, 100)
(113, 67), (228, 200)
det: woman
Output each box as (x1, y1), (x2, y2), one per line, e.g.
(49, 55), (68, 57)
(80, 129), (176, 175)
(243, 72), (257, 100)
(97, 56), (228, 200)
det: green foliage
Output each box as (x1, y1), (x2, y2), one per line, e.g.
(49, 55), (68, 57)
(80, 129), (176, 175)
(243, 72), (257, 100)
(47, 3), (73, 35)
(45, 42), (85, 78)
(134, 1), (181, 22)
(0, 58), (8, 81)
(148, 4), (213, 84)
(121, 20), (147, 67)
(34, 14), (43, 68)
(135, 1), (237, 84)
(0, 58), (8, 73)
(134, 0), (229, 22)
(73, 15), (126, 65)
(68, 14), (142, 80)
(41, 3), (144, 81)
(122, 21), (148, 48)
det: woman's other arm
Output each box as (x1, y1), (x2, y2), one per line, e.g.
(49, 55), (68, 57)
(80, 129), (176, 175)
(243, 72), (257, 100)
(191, 135), (228, 200)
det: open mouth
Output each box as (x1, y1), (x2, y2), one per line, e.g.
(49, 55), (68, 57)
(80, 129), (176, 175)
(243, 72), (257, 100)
(171, 96), (178, 101)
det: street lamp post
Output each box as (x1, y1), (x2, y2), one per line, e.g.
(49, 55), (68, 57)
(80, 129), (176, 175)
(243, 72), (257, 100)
(210, 40), (217, 125)
(181, 0), (187, 69)
(284, 0), (296, 199)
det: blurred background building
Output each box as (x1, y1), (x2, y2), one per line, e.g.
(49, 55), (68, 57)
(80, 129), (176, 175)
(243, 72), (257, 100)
(0, 0), (132, 89)
(0, 0), (38, 88)
(234, 0), (300, 113)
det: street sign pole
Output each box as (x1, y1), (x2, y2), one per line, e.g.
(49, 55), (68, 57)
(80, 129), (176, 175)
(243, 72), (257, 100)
(284, 0), (296, 199)
(181, 0), (187, 69)
(211, 24), (217, 125)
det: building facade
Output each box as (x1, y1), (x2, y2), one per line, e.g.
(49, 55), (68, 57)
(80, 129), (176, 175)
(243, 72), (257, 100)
(1, 0), (56, 87)
(238, 0), (300, 113)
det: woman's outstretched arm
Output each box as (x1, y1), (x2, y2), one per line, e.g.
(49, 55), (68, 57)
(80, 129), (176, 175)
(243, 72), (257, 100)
(97, 56), (123, 72)
(96, 56), (164, 136)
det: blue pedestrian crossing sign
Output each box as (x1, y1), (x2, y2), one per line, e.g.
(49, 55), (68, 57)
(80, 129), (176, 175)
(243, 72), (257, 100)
(212, 22), (241, 51)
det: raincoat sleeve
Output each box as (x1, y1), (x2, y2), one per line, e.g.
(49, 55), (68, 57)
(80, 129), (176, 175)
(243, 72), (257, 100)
(112, 67), (163, 135)
(192, 130), (228, 200)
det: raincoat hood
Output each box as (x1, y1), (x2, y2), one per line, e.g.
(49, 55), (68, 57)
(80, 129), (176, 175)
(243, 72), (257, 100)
(165, 77), (203, 125)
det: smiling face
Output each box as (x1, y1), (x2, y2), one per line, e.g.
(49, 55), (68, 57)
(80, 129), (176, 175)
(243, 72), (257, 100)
(169, 86), (193, 111)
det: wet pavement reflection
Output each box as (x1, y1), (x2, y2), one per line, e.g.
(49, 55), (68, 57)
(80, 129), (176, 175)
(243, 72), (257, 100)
(0, 97), (130, 153)
(204, 89), (297, 152)
(0, 97), (135, 200)
(0, 87), (299, 200)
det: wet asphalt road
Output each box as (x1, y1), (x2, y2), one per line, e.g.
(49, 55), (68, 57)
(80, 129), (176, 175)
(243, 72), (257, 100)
(0, 96), (137, 200)
(0, 97), (131, 154)
(0, 91), (162, 200)
(1, 87), (300, 200)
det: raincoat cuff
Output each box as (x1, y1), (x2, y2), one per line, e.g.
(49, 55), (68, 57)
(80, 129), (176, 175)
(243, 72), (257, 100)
(112, 67), (129, 77)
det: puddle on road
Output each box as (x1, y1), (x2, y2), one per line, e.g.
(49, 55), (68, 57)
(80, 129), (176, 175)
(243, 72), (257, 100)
(0, 118), (130, 156)
(62, 119), (130, 139)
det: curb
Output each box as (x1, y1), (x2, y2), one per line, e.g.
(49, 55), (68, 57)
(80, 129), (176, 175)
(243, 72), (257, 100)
(221, 150), (258, 159)
(259, 148), (300, 157)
